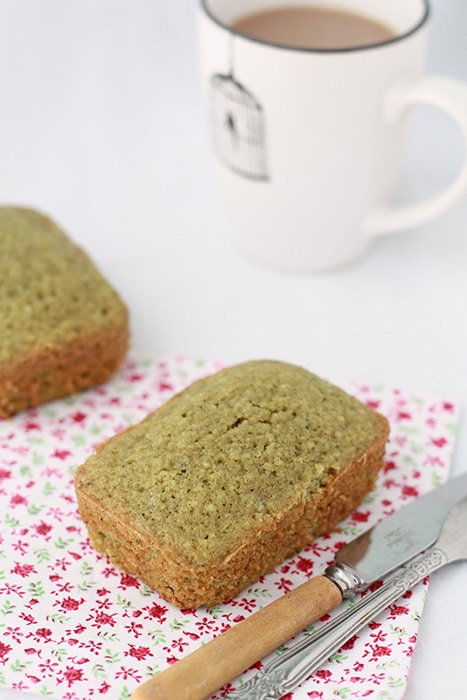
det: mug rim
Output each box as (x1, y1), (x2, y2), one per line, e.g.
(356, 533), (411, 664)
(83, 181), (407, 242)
(200, 0), (430, 54)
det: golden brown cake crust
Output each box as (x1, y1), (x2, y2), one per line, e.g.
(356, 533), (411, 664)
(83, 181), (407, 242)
(75, 360), (390, 608)
(0, 206), (129, 417)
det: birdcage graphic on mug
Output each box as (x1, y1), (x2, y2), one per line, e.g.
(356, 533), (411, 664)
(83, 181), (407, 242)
(210, 70), (269, 181)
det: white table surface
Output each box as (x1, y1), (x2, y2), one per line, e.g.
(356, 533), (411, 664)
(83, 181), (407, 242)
(1, 1), (466, 698)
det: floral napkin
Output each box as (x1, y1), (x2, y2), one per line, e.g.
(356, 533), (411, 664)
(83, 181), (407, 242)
(0, 356), (460, 700)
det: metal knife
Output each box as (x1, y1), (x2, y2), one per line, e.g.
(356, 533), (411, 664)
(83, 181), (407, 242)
(131, 471), (467, 700)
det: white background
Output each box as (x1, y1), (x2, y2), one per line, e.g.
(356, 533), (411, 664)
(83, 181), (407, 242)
(1, 1), (466, 698)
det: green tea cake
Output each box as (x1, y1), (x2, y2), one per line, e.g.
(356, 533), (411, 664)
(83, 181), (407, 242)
(0, 206), (129, 417)
(75, 360), (389, 608)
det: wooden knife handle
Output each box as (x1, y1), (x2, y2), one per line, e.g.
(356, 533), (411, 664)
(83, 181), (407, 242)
(130, 575), (342, 700)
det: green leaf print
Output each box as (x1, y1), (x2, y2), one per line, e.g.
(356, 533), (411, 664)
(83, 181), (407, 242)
(51, 647), (68, 661)
(10, 658), (32, 673)
(340, 524), (361, 537)
(330, 651), (350, 664)
(376, 659), (400, 672)
(4, 513), (20, 528)
(46, 612), (71, 623)
(249, 587), (273, 600)
(27, 503), (43, 516)
(27, 435), (45, 446)
(77, 560), (97, 590)
(104, 648), (121, 665)
(92, 663), (108, 679)
(387, 675), (405, 688)
(274, 645), (287, 656)
(144, 663), (161, 677)
(408, 440), (424, 454)
(446, 419), (458, 437)
(28, 580), (46, 597)
(72, 434), (86, 448)
(77, 579), (97, 592)
(138, 583), (154, 597)
(19, 465), (33, 477)
(116, 594), (134, 610)
(79, 560), (94, 576)
(42, 481), (55, 496)
(169, 618), (189, 631)
(206, 605), (223, 619)
(149, 629), (166, 646)
(377, 690), (399, 699)
(1, 599), (16, 616)
(34, 548), (50, 564)
(98, 631), (121, 643)
(31, 450), (46, 465)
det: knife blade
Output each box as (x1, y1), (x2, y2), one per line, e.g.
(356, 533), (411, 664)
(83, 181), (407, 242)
(333, 469), (467, 586)
(130, 471), (467, 700)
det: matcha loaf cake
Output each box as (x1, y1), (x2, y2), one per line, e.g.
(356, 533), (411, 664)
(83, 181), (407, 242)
(0, 207), (129, 417)
(75, 360), (389, 608)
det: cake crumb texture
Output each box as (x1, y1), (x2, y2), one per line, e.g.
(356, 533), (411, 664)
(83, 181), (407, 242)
(75, 360), (390, 607)
(0, 206), (129, 417)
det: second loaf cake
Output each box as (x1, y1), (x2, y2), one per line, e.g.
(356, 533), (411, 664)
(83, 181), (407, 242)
(75, 360), (390, 608)
(0, 207), (129, 417)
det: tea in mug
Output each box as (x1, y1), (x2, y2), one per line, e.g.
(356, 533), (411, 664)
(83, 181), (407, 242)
(232, 6), (396, 50)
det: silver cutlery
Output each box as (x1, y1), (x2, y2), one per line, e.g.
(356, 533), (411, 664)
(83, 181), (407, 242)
(131, 471), (467, 700)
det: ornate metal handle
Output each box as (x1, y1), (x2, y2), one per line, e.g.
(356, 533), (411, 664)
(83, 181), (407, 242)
(228, 546), (448, 699)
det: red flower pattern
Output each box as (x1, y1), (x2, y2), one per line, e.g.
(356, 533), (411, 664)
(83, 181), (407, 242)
(0, 641), (12, 664)
(0, 357), (460, 700)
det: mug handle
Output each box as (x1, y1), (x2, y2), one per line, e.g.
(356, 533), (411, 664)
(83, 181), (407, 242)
(365, 76), (467, 236)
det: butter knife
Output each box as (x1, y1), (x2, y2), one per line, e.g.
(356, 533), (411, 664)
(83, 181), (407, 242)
(131, 471), (467, 700)
(228, 488), (467, 699)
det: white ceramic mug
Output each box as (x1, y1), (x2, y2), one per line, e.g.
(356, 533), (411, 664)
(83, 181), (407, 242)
(198, 0), (467, 271)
